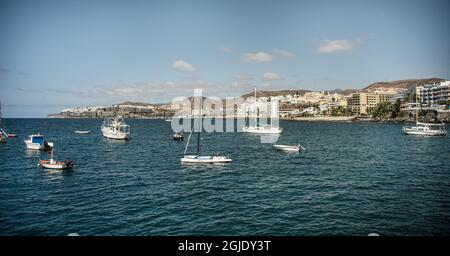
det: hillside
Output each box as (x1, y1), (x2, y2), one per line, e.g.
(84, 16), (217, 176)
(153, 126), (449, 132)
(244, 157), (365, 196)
(363, 78), (445, 91)
(240, 89), (311, 98)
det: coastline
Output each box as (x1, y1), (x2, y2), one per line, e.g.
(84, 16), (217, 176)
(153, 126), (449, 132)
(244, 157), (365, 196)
(282, 116), (356, 122)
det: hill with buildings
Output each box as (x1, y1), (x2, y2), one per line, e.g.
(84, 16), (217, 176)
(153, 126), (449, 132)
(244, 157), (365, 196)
(240, 89), (312, 98)
(363, 78), (445, 91)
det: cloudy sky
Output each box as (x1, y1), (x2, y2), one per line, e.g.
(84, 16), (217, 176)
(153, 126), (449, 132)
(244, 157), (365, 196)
(0, 0), (449, 117)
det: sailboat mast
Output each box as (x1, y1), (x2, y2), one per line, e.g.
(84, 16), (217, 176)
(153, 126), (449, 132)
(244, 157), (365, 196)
(254, 88), (257, 127)
(197, 95), (202, 155)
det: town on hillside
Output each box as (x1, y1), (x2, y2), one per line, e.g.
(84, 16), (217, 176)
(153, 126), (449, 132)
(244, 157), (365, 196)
(48, 78), (450, 122)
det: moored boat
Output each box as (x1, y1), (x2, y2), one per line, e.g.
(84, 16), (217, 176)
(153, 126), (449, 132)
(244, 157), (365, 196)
(101, 116), (131, 140)
(181, 91), (232, 164)
(243, 126), (283, 134)
(75, 130), (91, 134)
(38, 159), (74, 170)
(173, 131), (184, 141)
(24, 134), (54, 150)
(273, 144), (306, 152)
(403, 122), (447, 136)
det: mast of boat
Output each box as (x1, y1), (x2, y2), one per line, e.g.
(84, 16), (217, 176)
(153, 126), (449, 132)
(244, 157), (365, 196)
(254, 88), (258, 127)
(197, 95), (202, 155)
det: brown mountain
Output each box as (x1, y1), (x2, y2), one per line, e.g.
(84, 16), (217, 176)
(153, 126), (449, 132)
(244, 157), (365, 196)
(363, 78), (445, 91)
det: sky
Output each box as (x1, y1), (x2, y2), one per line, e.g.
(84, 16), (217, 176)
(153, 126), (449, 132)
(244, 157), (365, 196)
(0, 0), (449, 117)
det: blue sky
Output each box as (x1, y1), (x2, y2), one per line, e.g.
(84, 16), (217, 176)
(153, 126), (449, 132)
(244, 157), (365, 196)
(0, 0), (449, 117)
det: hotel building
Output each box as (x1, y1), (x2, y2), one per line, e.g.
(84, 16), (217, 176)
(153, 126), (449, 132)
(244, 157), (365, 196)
(416, 80), (450, 106)
(347, 91), (396, 115)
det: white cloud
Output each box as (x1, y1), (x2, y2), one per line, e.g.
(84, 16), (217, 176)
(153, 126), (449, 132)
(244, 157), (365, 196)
(262, 72), (282, 81)
(273, 49), (295, 58)
(317, 40), (353, 53)
(219, 46), (232, 53)
(241, 52), (273, 62)
(172, 60), (196, 72)
(236, 74), (253, 81)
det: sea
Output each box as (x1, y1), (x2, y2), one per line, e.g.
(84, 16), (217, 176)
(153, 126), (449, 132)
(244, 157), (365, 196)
(0, 118), (449, 235)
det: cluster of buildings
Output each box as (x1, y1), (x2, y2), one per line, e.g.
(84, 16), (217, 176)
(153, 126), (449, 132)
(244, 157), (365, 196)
(416, 80), (450, 108)
(52, 80), (450, 119)
(346, 90), (399, 115)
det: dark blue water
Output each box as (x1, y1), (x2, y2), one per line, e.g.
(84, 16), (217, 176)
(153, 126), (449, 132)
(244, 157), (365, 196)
(0, 118), (449, 235)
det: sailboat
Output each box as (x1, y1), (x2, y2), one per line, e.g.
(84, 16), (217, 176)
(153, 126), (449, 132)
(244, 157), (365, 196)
(181, 95), (232, 164)
(242, 88), (282, 134)
(403, 86), (447, 136)
(0, 102), (7, 143)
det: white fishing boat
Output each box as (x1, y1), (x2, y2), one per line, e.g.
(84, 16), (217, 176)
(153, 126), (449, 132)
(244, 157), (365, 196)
(24, 134), (54, 150)
(75, 130), (91, 134)
(402, 86), (447, 136)
(403, 122), (447, 136)
(181, 93), (232, 164)
(273, 144), (306, 152)
(101, 116), (131, 140)
(243, 88), (282, 134)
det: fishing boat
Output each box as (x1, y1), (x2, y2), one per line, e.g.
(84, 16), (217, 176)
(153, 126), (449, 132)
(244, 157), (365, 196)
(181, 93), (232, 164)
(38, 151), (73, 169)
(402, 86), (447, 136)
(75, 130), (91, 134)
(101, 116), (131, 140)
(403, 122), (447, 136)
(7, 133), (17, 138)
(173, 131), (184, 141)
(24, 134), (54, 150)
(38, 159), (74, 170)
(243, 88), (282, 134)
(273, 144), (306, 152)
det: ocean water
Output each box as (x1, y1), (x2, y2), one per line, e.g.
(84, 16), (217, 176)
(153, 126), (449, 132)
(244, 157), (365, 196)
(0, 118), (449, 235)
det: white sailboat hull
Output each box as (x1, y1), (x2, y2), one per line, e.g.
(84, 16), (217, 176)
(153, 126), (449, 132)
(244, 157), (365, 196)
(242, 126), (282, 134)
(181, 155), (232, 163)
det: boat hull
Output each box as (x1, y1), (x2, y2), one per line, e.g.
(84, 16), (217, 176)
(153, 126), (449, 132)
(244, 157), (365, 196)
(25, 141), (54, 150)
(273, 144), (300, 152)
(403, 130), (447, 136)
(39, 160), (73, 170)
(181, 155), (232, 163)
(75, 131), (91, 134)
(242, 127), (282, 134)
(101, 129), (131, 140)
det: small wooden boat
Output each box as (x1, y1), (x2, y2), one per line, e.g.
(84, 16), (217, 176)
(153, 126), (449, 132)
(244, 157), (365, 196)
(273, 144), (306, 152)
(75, 130), (91, 134)
(38, 159), (74, 170)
